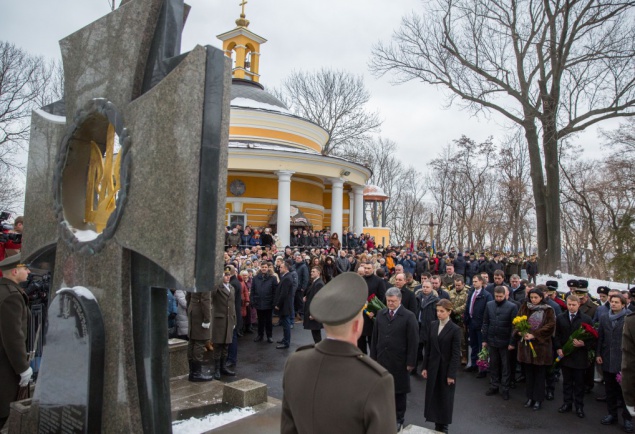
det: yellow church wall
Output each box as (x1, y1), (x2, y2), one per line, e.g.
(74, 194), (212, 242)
(227, 175), (277, 198)
(230, 126), (322, 153)
(290, 181), (323, 203)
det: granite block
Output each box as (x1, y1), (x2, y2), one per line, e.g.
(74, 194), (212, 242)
(222, 379), (268, 408)
(168, 338), (188, 378)
(7, 399), (37, 434)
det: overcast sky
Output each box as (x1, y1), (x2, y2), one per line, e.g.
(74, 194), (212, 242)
(1, 0), (612, 175)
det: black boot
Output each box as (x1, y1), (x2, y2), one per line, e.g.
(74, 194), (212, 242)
(221, 357), (236, 376)
(189, 361), (213, 382)
(213, 359), (222, 380)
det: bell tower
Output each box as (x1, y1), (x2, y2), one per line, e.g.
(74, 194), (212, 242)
(216, 1), (267, 83)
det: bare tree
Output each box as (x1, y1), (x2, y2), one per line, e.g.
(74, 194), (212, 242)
(0, 41), (54, 171)
(370, 0), (635, 273)
(275, 69), (382, 156)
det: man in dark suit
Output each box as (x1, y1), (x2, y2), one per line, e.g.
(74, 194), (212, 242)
(358, 262), (386, 354)
(393, 273), (417, 315)
(303, 266), (324, 343)
(281, 273), (397, 434)
(554, 294), (593, 418)
(275, 260), (295, 349)
(371, 287), (419, 431)
(464, 274), (493, 377)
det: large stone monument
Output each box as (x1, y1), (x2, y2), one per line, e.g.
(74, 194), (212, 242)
(17, 0), (231, 432)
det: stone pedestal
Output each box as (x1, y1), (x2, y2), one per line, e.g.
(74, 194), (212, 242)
(168, 338), (189, 378)
(7, 399), (37, 434)
(222, 379), (267, 408)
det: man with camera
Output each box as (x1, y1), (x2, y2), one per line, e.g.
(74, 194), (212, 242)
(0, 253), (32, 430)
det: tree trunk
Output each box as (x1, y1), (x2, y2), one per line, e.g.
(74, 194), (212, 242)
(542, 116), (562, 275)
(523, 120), (550, 272)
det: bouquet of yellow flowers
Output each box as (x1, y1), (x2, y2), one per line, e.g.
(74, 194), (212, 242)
(512, 315), (538, 358)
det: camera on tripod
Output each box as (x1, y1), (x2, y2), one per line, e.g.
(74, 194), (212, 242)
(22, 272), (51, 306)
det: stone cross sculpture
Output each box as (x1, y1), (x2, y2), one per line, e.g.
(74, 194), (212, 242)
(18, 0), (230, 432)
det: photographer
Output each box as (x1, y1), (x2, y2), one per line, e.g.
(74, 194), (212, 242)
(0, 215), (23, 276)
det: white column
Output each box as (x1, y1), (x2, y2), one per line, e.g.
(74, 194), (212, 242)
(330, 178), (344, 237)
(352, 185), (365, 235)
(276, 170), (294, 247)
(348, 192), (354, 231)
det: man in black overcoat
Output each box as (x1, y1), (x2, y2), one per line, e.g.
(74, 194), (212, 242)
(303, 266), (324, 343)
(275, 260), (295, 349)
(554, 294), (593, 418)
(371, 287), (419, 431)
(358, 262), (386, 354)
(393, 273), (417, 315)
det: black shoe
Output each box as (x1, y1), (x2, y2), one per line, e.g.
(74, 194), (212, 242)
(533, 401), (542, 411)
(267, 337), (273, 343)
(596, 395), (607, 402)
(476, 371), (487, 378)
(188, 361), (214, 382)
(244, 328), (254, 334)
(576, 408), (585, 418)
(464, 365), (477, 372)
(624, 420), (634, 433)
(254, 335), (263, 342)
(510, 381), (517, 389)
(502, 390), (510, 400)
(237, 331), (244, 338)
(225, 360), (236, 368)
(485, 388), (499, 396)
(558, 404), (572, 413)
(276, 344), (290, 349)
(546, 391), (554, 401)
(601, 415), (617, 425)
(220, 357), (236, 376)
(397, 422), (403, 432)
(524, 399), (534, 408)
(277, 339), (285, 344)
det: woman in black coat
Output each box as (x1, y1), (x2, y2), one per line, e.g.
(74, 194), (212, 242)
(303, 266), (324, 343)
(322, 256), (339, 284)
(422, 299), (461, 433)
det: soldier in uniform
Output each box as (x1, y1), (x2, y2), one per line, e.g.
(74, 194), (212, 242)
(211, 271), (237, 379)
(0, 254), (32, 430)
(448, 276), (468, 365)
(575, 281), (599, 394)
(187, 280), (213, 382)
(281, 273), (397, 434)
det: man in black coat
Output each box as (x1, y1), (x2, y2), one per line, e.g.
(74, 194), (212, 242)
(275, 260), (295, 349)
(482, 286), (519, 400)
(554, 294), (593, 418)
(293, 254), (309, 321)
(371, 287), (419, 431)
(358, 263), (387, 354)
(464, 274), (493, 376)
(303, 266), (324, 343)
(415, 280), (440, 370)
(226, 265), (243, 368)
(251, 262), (278, 343)
(393, 273), (417, 315)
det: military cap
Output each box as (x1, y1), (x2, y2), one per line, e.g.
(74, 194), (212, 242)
(566, 279), (580, 288)
(546, 280), (559, 292)
(0, 253), (28, 272)
(310, 272), (367, 326)
(597, 286), (611, 296)
(578, 279), (589, 289)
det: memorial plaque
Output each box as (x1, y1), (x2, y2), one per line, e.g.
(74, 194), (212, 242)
(33, 287), (105, 434)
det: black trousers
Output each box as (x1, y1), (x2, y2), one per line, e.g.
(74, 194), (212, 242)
(357, 335), (371, 354)
(489, 346), (511, 390)
(508, 347), (518, 381)
(294, 289), (304, 316)
(395, 393), (407, 424)
(524, 363), (546, 402)
(562, 366), (585, 408)
(311, 329), (322, 344)
(605, 371), (633, 421)
(256, 309), (273, 338)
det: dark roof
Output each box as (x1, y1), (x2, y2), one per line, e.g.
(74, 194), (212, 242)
(230, 79), (288, 110)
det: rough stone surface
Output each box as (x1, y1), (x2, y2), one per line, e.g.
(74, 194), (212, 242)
(168, 338), (189, 378)
(222, 379), (268, 408)
(60, 0), (162, 122)
(7, 399), (37, 434)
(116, 45), (206, 288)
(21, 110), (66, 261)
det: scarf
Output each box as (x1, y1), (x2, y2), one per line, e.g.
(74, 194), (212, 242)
(609, 308), (628, 328)
(526, 302), (552, 331)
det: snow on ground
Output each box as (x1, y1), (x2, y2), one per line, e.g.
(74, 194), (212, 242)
(171, 407), (256, 434)
(535, 273), (631, 296)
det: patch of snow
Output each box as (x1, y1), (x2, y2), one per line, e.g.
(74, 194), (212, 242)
(536, 273), (630, 296)
(34, 108), (66, 124)
(231, 97), (289, 113)
(71, 286), (97, 302)
(171, 407), (256, 434)
(73, 229), (99, 242)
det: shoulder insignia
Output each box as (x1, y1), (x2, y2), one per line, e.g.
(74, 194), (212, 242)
(295, 344), (315, 352)
(356, 353), (389, 376)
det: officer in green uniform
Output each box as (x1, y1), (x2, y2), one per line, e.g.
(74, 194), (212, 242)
(0, 254), (32, 430)
(281, 272), (397, 434)
(449, 276), (469, 364)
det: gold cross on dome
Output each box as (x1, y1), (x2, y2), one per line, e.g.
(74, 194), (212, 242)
(239, 0), (248, 16)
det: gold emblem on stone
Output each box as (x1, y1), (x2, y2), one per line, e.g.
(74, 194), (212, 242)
(85, 123), (121, 232)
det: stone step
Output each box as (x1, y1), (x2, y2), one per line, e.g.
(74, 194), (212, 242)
(402, 424), (442, 433)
